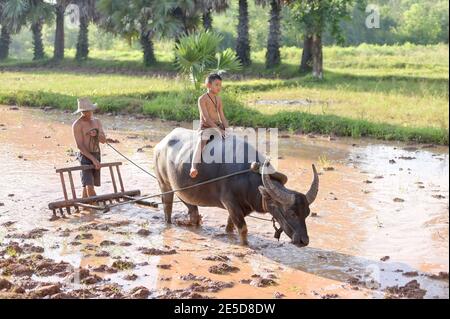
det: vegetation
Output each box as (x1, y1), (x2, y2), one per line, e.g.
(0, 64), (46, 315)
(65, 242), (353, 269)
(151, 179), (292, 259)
(0, 44), (447, 144)
(0, 1), (448, 144)
(174, 31), (241, 89)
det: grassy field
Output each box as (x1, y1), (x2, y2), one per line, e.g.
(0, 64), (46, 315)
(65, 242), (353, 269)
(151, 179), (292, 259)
(0, 44), (448, 144)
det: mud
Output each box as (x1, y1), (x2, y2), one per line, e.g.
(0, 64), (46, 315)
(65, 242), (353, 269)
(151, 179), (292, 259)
(0, 105), (448, 299)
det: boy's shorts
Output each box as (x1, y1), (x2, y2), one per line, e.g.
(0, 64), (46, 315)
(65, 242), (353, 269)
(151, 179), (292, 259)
(77, 152), (101, 187)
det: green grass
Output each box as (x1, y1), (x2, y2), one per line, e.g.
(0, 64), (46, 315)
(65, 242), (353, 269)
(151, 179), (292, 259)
(0, 44), (448, 144)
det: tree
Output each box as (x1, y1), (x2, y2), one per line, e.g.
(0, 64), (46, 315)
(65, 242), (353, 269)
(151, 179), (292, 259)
(0, 0), (12, 60)
(287, 0), (359, 79)
(236, 0), (250, 66)
(171, 0), (229, 41)
(28, 0), (54, 60)
(0, 0), (53, 61)
(174, 31), (241, 89)
(52, 0), (70, 60)
(0, 25), (10, 60)
(172, 0), (200, 36)
(200, 0), (229, 31)
(98, 0), (180, 66)
(397, 3), (442, 45)
(256, 0), (282, 68)
(74, 0), (96, 60)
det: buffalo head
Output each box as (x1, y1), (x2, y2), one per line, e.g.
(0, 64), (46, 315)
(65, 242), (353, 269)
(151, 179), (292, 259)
(258, 161), (319, 247)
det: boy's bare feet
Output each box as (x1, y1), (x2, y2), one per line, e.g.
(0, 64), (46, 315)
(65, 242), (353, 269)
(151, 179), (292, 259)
(190, 168), (198, 178)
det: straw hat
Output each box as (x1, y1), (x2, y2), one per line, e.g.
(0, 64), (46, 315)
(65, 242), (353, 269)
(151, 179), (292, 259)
(73, 98), (98, 114)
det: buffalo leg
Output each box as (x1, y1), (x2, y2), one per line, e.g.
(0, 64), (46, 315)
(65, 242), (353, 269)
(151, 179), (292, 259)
(160, 184), (173, 224)
(225, 216), (235, 233)
(224, 203), (248, 246)
(181, 201), (201, 226)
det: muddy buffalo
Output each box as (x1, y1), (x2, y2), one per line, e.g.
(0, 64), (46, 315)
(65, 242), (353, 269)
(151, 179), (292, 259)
(154, 128), (319, 247)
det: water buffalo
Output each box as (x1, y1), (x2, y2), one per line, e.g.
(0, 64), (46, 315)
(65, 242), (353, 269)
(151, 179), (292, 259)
(153, 128), (319, 247)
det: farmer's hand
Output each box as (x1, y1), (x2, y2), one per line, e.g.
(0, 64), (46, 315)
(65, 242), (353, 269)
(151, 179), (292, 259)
(92, 159), (101, 170)
(88, 129), (98, 137)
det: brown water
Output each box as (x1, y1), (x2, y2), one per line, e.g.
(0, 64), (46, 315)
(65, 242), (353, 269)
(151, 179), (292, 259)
(0, 105), (448, 299)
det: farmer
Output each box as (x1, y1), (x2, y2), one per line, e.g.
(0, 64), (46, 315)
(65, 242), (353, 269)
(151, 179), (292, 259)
(190, 73), (229, 178)
(72, 98), (106, 199)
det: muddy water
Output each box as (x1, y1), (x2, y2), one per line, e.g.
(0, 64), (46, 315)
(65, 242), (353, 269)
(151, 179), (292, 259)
(0, 105), (448, 299)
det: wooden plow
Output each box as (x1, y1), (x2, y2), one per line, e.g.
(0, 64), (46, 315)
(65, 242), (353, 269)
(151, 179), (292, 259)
(48, 161), (156, 219)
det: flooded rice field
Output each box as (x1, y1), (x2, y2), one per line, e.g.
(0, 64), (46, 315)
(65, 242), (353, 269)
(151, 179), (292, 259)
(0, 105), (448, 299)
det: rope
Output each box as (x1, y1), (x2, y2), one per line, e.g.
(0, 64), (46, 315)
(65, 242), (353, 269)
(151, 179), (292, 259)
(106, 142), (157, 179)
(248, 215), (273, 222)
(103, 166), (256, 211)
(105, 142), (273, 224)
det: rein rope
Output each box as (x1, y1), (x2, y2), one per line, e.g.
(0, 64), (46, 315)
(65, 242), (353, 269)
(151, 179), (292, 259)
(105, 143), (277, 226)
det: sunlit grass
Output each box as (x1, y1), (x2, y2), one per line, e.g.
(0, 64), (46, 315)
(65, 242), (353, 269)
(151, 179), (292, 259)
(0, 43), (448, 143)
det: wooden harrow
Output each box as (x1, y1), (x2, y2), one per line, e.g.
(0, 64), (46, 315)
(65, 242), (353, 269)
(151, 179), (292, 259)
(48, 161), (144, 218)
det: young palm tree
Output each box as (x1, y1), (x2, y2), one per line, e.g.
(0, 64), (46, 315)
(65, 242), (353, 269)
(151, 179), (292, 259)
(256, 0), (282, 68)
(174, 31), (241, 89)
(236, 0), (250, 66)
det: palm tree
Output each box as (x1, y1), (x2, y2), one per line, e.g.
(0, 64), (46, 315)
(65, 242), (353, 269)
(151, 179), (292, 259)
(0, 0), (11, 60)
(0, 24), (10, 60)
(174, 31), (241, 89)
(172, 0), (200, 36)
(53, 0), (70, 60)
(256, 0), (282, 68)
(1, 0), (53, 61)
(74, 0), (96, 60)
(98, 0), (180, 66)
(28, 0), (53, 60)
(200, 0), (228, 31)
(236, 0), (250, 66)
(0, 0), (28, 60)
